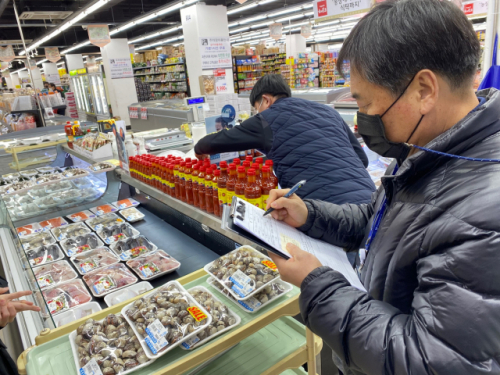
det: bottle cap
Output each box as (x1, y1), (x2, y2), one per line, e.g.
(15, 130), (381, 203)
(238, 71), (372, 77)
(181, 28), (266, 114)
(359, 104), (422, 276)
(220, 161), (228, 168)
(214, 170), (221, 176)
(247, 168), (256, 175)
(180, 161), (186, 166)
(211, 164), (217, 170)
(252, 163), (259, 169)
(229, 163), (236, 170)
(265, 159), (274, 166)
(206, 168), (213, 175)
(186, 158), (192, 163)
(233, 158), (241, 164)
(245, 156), (253, 162)
(262, 166), (270, 172)
(237, 166), (245, 173)
(200, 166), (206, 172)
(243, 161), (251, 167)
(256, 157), (264, 164)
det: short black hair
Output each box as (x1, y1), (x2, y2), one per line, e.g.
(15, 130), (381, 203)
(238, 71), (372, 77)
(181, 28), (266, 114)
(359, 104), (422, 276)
(49, 83), (57, 88)
(338, 0), (480, 95)
(249, 74), (292, 106)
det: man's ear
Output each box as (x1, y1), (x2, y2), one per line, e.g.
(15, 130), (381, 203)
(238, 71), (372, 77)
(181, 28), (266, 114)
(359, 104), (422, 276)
(414, 69), (438, 115)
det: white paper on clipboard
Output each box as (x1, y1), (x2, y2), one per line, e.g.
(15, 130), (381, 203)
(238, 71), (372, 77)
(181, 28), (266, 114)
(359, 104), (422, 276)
(233, 198), (366, 291)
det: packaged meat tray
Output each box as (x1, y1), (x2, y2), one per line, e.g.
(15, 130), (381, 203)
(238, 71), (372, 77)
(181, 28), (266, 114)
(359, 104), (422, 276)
(26, 244), (65, 267)
(70, 247), (120, 275)
(39, 216), (69, 231)
(204, 246), (280, 301)
(110, 236), (158, 261)
(96, 223), (140, 245)
(181, 286), (240, 350)
(85, 213), (125, 231)
(69, 313), (154, 374)
(16, 223), (43, 237)
(208, 277), (292, 313)
(60, 233), (104, 257)
(111, 198), (140, 210)
(51, 222), (91, 241)
(33, 260), (78, 290)
(42, 279), (92, 317)
(83, 263), (138, 297)
(67, 210), (96, 223)
(126, 250), (181, 280)
(119, 207), (145, 223)
(21, 231), (57, 251)
(121, 280), (212, 359)
(90, 203), (118, 216)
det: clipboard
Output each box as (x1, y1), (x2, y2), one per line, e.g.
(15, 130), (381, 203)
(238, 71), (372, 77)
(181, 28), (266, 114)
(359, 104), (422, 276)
(221, 197), (291, 259)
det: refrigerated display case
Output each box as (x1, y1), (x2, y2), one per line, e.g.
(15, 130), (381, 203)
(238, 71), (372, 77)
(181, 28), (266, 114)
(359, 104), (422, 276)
(1, 146), (321, 375)
(69, 69), (110, 123)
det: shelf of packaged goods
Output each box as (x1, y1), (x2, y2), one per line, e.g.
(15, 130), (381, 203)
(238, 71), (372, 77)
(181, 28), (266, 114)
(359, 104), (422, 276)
(151, 90), (188, 93)
(142, 80), (187, 83)
(238, 77), (262, 81)
(134, 72), (185, 77)
(133, 62), (185, 71)
(237, 69), (263, 73)
(19, 270), (322, 375)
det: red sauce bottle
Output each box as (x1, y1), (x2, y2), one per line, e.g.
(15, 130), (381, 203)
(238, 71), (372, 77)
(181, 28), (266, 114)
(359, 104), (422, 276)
(233, 158), (241, 168)
(235, 166), (247, 201)
(174, 159), (181, 199)
(205, 168), (214, 214)
(179, 161), (186, 202)
(192, 163), (200, 208)
(218, 161), (228, 209)
(255, 157), (264, 178)
(251, 162), (262, 187)
(243, 160), (251, 174)
(211, 164), (218, 171)
(245, 168), (262, 208)
(169, 164), (176, 196)
(226, 163), (237, 207)
(198, 166), (207, 211)
(261, 166), (275, 209)
(245, 155), (253, 164)
(185, 162), (194, 205)
(265, 159), (279, 188)
(213, 169), (221, 217)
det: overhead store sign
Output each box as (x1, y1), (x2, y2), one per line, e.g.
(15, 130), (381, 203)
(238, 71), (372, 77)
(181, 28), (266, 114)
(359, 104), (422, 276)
(88, 25), (111, 48)
(313, 0), (371, 22)
(462, 0), (487, 17)
(0, 45), (15, 62)
(45, 47), (61, 63)
(301, 24), (312, 38)
(269, 23), (283, 40)
(199, 37), (232, 70)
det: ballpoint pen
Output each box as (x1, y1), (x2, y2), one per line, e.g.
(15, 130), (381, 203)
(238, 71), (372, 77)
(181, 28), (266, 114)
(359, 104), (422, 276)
(263, 180), (306, 216)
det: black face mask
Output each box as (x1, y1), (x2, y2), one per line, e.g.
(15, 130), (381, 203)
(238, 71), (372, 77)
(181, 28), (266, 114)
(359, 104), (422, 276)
(357, 76), (423, 165)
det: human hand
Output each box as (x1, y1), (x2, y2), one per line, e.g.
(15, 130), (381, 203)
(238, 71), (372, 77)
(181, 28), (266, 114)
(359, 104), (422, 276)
(268, 244), (323, 288)
(266, 189), (309, 228)
(195, 153), (209, 160)
(0, 287), (41, 327)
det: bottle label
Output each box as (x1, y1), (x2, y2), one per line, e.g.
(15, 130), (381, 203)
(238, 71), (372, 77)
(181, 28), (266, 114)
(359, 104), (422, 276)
(236, 194), (245, 201)
(226, 190), (235, 206)
(247, 197), (262, 208)
(205, 180), (213, 189)
(218, 188), (227, 204)
(262, 194), (270, 208)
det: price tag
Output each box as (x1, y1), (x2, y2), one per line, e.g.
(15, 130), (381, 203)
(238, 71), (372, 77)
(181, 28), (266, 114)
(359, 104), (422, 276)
(214, 69), (227, 94)
(29, 254), (53, 266)
(187, 306), (207, 322)
(229, 269), (255, 297)
(67, 245), (90, 257)
(181, 335), (200, 349)
(119, 246), (148, 261)
(79, 259), (99, 274)
(79, 358), (103, 375)
(92, 276), (117, 295)
(139, 262), (159, 278)
(261, 260), (277, 271)
(47, 294), (68, 314)
(37, 274), (54, 288)
(145, 319), (169, 354)
(105, 233), (126, 244)
(238, 297), (262, 312)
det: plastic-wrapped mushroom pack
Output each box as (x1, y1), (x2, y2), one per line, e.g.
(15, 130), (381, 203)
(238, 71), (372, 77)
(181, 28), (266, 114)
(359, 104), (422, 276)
(124, 283), (209, 355)
(74, 313), (151, 374)
(206, 247), (280, 299)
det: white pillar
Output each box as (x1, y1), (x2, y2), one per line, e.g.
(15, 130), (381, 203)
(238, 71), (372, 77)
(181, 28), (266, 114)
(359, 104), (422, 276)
(100, 38), (138, 125)
(10, 73), (20, 88)
(66, 54), (85, 71)
(4, 76), (13, 89)
(181, 3), (235, 97)
(42, 63), (61, 85)
(286, 34), (307, 58)
(31, 68), (44, 90)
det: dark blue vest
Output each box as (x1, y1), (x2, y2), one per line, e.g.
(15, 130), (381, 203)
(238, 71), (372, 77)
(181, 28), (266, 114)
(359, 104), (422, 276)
(261, 97), (375, 204)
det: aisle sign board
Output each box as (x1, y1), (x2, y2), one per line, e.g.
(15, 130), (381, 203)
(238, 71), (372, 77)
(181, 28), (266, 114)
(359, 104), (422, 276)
(462, 0), (487, 17)
(269, 23), (283, 40)
(109, 57), (134, 79)
(214, 69), (228, 94)
(0, 45), (15, 62)
(45, 47), (61, 63)
(88, 25), (111, 48)
(199, 37), (232, 70)
(301, 24), (312, 38)
(47, 73), (61, 86)
(313, 0), (371, 22)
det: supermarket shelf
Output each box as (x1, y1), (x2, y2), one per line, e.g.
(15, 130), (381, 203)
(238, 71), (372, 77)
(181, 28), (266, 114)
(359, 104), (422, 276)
(134, 72), (185, 77)
(142, 80), (187, 83)
(61, 143), (114, 164)
(134, 62), (185, 70)
(20, 271), (315, 375)
(151, 90), (188, 93)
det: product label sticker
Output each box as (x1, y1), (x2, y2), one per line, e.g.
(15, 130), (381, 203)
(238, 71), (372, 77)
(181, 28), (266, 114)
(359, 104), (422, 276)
(30, 254), (53, 266)
(129, 246), (148, 259)
(105, 233), (126, 244)
(37, 274), (55, 288)
(68, 245), (90, 257)
(79, 357), (103, 375)
(92, 276), (117, 295)
(57, 233), (67, 241)
(47, 294), (68, 314)
(187, 306), (208, 322)
(181, 335), (200, 349)
(278, 234), (301, 256)
(229, 269), (255, 297)
(238, 297), (262, 312)
(144, 318), (169, 354)
(79, 259), (100, 274)
(261, 260), (277, 271)
(139, 262), (160, 278)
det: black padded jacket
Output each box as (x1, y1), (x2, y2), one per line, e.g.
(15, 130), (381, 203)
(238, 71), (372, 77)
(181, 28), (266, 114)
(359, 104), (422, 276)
(298, 88), (500, 375)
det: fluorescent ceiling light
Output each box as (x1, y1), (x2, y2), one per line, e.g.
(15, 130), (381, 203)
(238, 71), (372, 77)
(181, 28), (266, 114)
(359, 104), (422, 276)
(258, 0), (276, 4)
(276, 14), (305, 22)
(230, 27), (250, 34)
(96, 57), (102, 61)
(227, 2), (258, 15)
(36, 59), (48, 65)
(250, 21), (273, 28)
(156, 47), (162, 50)
(239, 15), (267, 24)
(269, 7), (299, 16)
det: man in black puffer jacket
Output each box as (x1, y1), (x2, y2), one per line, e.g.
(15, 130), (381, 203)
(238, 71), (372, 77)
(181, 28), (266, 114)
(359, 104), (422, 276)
(195, 75), (376, 205)
(266, 1), (500, 374)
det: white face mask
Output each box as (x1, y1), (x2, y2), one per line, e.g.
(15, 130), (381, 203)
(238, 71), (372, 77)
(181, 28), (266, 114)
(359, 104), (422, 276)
(255, 98), (264, 114)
